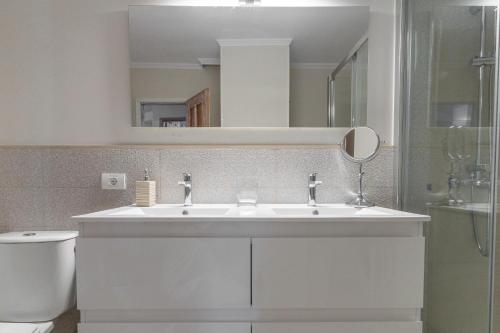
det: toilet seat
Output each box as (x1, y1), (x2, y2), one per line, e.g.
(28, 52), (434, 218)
(0, 322), (54, 333)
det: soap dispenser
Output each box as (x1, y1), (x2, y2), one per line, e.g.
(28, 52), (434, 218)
(136, 169), (156, 207)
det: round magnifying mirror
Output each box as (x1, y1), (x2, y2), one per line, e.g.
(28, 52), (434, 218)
(340, 126), (381, 163)
(340, 127), (381, 208)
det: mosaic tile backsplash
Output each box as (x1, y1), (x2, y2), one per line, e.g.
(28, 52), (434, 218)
(0, 145), (395, 233)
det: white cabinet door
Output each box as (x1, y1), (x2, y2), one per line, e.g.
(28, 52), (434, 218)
(252, 237), (424, 309)
(79, 323), (251, 333)
(253, 322), (421, 333)
(77, 238), (250, 310)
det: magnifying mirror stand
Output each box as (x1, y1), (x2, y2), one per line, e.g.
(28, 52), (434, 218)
(347, 163), (375, 208)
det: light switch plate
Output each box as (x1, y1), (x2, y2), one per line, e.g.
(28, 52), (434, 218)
(101, 173), (127, 190)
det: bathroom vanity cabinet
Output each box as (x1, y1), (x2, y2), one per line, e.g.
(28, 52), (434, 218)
(74, 204), (428, 333)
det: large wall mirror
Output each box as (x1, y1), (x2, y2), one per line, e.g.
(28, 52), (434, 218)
(129, 5), (370, 128)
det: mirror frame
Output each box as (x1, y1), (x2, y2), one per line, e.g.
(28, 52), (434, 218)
(340, 126), (381, 163)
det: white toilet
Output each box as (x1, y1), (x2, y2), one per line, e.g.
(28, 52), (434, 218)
(0, 231), (78, 333)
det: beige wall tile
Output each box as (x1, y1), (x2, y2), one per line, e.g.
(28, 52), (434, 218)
(0, 188), (46, 231)
(0, 148), (44, 188)
(0, 145), (397, 231)
(43, 149), (104, 188)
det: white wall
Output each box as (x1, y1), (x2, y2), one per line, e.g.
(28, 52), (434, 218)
(289, 68), (332, 127)
(220, 43), (290, 127)
(0, 0), (134, 145)
(366, 0), (397, 145)
(353, 127), (377, 158)
(0, 0), (397, 145)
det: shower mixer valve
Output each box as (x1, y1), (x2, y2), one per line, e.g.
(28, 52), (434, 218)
(447, 173), (464, 206)
(468, 165), (491, 188)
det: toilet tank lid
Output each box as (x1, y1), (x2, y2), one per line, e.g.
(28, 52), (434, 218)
(0, 231), (78, 243)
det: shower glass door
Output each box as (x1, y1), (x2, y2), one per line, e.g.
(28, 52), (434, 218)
(401, 1), (498, 333)
(327, 39), (368, 127)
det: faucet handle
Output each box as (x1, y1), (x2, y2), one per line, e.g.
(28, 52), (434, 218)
(309, 173), (322, 185)
(178, 172), (192, 186)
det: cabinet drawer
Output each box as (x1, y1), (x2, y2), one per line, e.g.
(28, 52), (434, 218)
(252, 322), (421, 333)
(79, 323), (251, 333)
(252, 237), (424, 309)
(77, 238), (250, 310)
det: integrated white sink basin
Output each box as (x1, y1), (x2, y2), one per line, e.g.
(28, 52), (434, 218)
(75, 203), (426, 223)
(74, 203), (429, 239)
(271, 205), (390, 217)
(107, 204), (231, 217)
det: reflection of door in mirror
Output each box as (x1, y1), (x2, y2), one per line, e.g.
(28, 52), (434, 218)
(345, 129), (355, 156)
(186, 89), (210, 127)
(135, 89), (211, 128)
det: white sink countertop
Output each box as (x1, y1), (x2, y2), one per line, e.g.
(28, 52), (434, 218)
(74, 204), (429, 238)
(74, 203), (429, 223)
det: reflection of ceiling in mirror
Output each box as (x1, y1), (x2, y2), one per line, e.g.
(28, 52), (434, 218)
(129, 6), (369, 66)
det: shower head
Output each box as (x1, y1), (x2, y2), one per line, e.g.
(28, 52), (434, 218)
(469, 6), (482, 16)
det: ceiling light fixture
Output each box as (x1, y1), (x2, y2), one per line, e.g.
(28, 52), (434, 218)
(239, 0), (261, 6)
(159, 0), (365, 7)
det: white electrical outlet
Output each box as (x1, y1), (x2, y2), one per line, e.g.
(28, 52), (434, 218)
(101, 173), (127, 190)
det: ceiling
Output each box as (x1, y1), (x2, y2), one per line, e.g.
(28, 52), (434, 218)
(129, 5), (369, 67)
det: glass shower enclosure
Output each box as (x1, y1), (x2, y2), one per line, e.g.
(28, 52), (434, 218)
(400, 1), (499, 333)
(327, 35), (369, 127)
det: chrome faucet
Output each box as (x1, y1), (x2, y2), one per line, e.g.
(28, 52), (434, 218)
(178, 173), (192, 206)
(308, 172), (323, 206)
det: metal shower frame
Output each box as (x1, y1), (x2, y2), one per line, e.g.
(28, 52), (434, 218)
(398, 1), (500, 333)
(327, 32), (369, 128)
